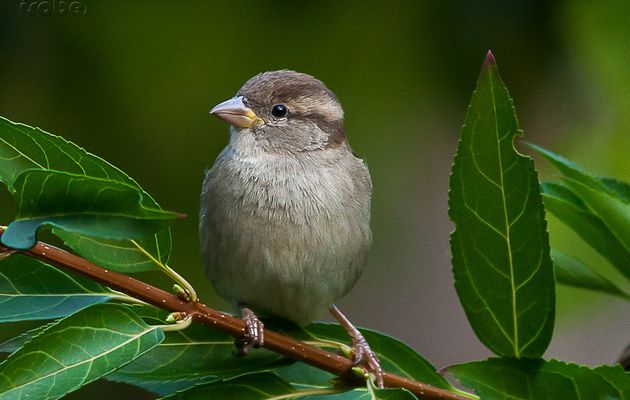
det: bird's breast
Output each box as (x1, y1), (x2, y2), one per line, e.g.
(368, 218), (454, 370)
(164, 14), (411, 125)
(200, 145), (371, 323)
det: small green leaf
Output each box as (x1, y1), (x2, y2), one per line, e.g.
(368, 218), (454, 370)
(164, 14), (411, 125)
(107, 307), (290, 391)
(530, 144), (630, 281)
(541, 182), (630, 279)
(448, 52), (555, 357)
(291, 322), (452, 390)
(273, 361), (337, 389)
(527, 143), (606, 192)
(1, 169), (179, 250)
(552, 249), (629, 299)
(600, 177), (630, 203)
(0, 254), (116, 322)
(563, 177), (630, 257)
(274, 363), (420, 399)
(0, 116), (172, 272)
(448, 358), (630, 400)
(0, 303), (164, 400)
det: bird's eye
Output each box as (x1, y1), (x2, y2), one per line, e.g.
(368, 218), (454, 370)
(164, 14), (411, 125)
(271, 104), (288, 118)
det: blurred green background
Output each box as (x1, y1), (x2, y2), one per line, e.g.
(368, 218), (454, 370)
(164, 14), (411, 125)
(1, 1), (629, 398)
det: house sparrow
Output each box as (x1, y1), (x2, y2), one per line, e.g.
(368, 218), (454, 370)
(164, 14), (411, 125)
(200, 70), (381, 385)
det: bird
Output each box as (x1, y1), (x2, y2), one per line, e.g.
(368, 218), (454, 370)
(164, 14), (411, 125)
(200, 70), (381, 385)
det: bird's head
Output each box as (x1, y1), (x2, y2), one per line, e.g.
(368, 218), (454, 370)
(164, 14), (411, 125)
(210, 70), (346, 153)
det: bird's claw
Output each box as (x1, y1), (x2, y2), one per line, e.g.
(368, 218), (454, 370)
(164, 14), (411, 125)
(349, 333), (384, 388)
(329, 305), (384, 388)
(235, 307), (264, 356)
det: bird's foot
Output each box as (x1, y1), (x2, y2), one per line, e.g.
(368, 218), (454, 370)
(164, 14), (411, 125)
(330, 304), (384, 388)
(235, 307), (264, 356)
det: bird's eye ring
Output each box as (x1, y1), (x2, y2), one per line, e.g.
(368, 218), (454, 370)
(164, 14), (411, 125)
(271, 104), (288, 118)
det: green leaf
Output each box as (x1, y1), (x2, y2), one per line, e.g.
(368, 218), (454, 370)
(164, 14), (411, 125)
(0, 303), (164, 400)
(162, 371), (419, 400)
(552, 249), (629, 299)
(527, 143), (607, 193)
(292, 322), (452, 390)
(274, 363), (420, 399)
(53, 230), (172, 273)
(541, 182), (630, 279)
(160, 373), (300, 399)
(600, 177), (630, 204)
(0, 324), (51, 355)
(0, 116), (172, 272)
(448, 358), (630, 400)
(531, 143), (630, 280)
(0, 254), (116, 322)
(0, 117), (131, 191)
(115, 377), (217, 397)
(1, 169), (179, 250)
(448, 52), (555, 357)
(370, 389), (418, 400)
(563, 177), (630, 257)
(107, 307), (290, 393)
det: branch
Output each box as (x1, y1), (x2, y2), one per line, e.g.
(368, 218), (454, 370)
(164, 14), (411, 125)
(0, 228), (469, 400)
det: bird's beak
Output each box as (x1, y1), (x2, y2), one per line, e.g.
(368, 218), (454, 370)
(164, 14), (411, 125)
(210, 96), (262, 129)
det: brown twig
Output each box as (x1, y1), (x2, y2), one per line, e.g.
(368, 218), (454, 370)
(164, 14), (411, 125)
(0, 228), (469, 400)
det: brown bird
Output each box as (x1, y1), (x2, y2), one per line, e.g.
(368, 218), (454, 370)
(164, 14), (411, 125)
(200, 70), (381, 385)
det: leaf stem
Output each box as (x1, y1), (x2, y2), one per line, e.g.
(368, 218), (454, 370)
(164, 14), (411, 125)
(130, 239), (198, 302)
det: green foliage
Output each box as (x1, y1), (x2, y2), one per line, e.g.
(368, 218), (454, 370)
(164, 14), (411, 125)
(161, 371), (418, 400)
(448, 52), (555, 358)
(2, 169), (179, 250)
(106, 307), (290, 395)
(531, 143), (630, 293)
(106, 316), (449, 397)
(0, 117), (173, 272)
(552, 250), (629, 299)
(1, 52), (629, 399)
(448, 358), (630, 400)
(294, 323), (452, 390)
(0, 254), (117, 322)
(0, 303), (164, 400)
(540, 180), (630, 279)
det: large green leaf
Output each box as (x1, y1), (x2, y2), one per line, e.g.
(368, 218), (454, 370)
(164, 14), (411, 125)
(552, 249), (629, 299)
(0, 303), (164, 400)
(160, 372), (418, 400)
(0, 254), (117, 322)
(1, 169), (179, 250)
(541, 181), (630, 279)
(448, 52), (555, 357)
(107, 307), (290, 394)
(448, 358), (630, 400)
(0, 116), (172, 272)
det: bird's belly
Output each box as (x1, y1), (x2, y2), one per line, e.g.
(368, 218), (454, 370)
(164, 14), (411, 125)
(205, 211), (366, 325)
